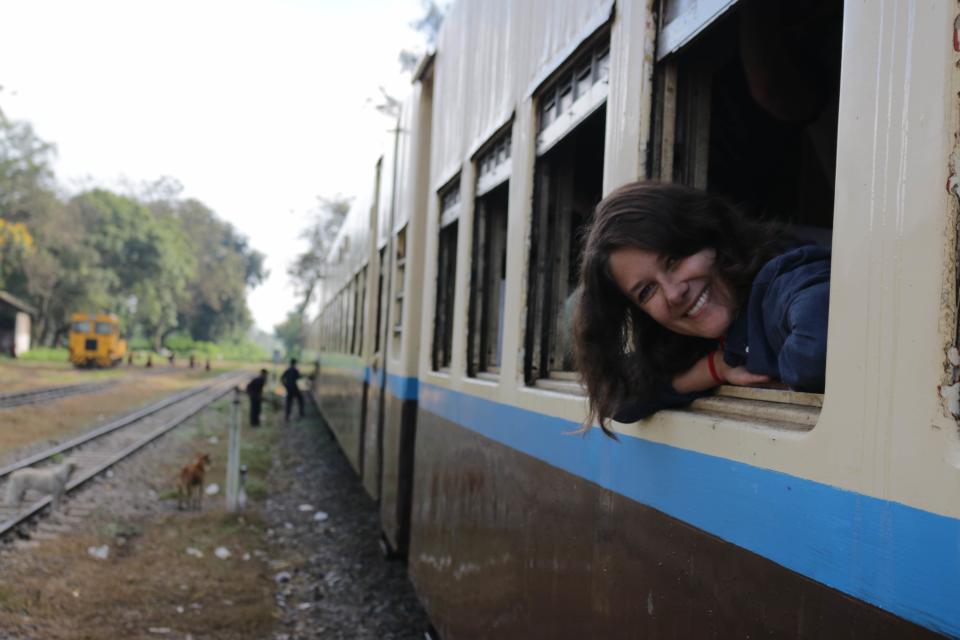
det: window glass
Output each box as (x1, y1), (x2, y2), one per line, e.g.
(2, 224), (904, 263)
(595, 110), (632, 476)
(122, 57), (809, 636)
(95, 322), (114, 335)
(72, 321), (91, 333)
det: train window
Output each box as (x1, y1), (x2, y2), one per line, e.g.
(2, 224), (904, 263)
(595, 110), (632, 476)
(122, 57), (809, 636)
(95, 322), (113, 335)
(648, 0), (841, 425)
(433, 177), (461, 371)
(348, 275), (358, 355)
(651, 0), (841, 231)
(391, 226), (407, 357)
(357, 266), (367, 357)
(73, 321), (90, 333)
(374, 248), (386, 357)
(527, 35), (608, 386)
(468, 128), (512, 378)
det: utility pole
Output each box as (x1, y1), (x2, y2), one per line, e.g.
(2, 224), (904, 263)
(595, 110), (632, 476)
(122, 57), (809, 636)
(226, 387), (242, 512)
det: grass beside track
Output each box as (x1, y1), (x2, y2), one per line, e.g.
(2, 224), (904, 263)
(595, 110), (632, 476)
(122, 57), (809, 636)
(0, 367), (243, 458)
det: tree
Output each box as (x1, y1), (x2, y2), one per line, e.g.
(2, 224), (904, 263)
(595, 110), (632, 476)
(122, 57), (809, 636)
(398, 1), (448, 73)
(288, 194), (351, 315)
(0, 114), (57, 221)
(157, 198), (266, 343)
(274, 310), (304, 359)
(71, 189), (196, 349)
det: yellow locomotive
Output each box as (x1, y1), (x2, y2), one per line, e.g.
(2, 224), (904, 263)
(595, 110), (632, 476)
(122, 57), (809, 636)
(68, 313), (127, 367)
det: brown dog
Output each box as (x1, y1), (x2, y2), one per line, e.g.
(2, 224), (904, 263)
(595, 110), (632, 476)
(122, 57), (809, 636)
(177, 453), (211, 510)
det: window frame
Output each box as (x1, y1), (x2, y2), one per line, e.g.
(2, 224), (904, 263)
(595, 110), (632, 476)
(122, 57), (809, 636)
(433, 177), (461, 371)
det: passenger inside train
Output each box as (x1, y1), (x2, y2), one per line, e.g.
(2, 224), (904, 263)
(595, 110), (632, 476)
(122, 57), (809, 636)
(574, 181), (830, 433)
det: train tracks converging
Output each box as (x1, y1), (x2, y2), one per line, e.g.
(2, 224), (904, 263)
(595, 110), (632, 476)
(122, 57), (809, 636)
(0, 371), (247, 538)
(0, 381), (120, 409)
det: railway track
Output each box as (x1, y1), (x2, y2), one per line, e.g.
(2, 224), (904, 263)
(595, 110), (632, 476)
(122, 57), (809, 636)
(0, 370), (247, 538)
(0, 365), (218, 409)
(0, 380), (120, 408)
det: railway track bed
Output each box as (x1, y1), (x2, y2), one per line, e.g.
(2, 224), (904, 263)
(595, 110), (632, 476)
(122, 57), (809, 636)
(0, 380), (120, 409)
(0, 371), (246, 538)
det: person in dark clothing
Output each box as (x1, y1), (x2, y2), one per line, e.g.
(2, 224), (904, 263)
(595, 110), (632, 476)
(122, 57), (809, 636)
(575, 181), (830, 436)
(280, 359), (304, 421)
(245, 369), (269, 427)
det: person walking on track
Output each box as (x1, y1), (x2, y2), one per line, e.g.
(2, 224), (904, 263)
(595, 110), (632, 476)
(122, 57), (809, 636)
(281, 358), (304, 422)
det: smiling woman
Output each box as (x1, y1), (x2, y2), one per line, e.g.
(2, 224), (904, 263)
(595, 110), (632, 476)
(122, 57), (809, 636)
(574, 181), (831, 433)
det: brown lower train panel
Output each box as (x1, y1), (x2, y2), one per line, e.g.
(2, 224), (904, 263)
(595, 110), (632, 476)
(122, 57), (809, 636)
(380, 393), (417, 556)
(314, 369), (366, 475)
(407, 409), (942, 639)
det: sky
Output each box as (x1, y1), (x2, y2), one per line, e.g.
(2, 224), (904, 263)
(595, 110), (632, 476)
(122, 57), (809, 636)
(0, 0), (427, 333)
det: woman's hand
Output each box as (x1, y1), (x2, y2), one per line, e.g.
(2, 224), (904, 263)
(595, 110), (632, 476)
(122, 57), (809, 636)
(715, 357), (770, 387)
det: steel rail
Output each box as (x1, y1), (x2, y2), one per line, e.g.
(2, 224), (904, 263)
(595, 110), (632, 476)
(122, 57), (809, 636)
(0, 381), (119, 409)
(0, 371), (246, 538)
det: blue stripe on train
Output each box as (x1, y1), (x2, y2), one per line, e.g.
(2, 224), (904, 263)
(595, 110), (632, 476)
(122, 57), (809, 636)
(418, 382), (960, 638)
(318, 363), (418, 401)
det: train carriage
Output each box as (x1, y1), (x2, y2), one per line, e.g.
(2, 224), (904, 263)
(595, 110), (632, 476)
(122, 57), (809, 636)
(312, 0), (960, 637)
(376, 74), (436, 557)
(312, 184), (378, 475)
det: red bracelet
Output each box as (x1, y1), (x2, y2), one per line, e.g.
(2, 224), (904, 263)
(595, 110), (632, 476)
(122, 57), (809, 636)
(707, 351), (723, 385)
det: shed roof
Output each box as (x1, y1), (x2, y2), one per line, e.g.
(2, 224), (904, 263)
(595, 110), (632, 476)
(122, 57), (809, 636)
(0, 291), (37, 316)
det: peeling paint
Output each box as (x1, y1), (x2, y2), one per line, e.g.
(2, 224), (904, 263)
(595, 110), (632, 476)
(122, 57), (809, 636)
(954, 14), (960, 52)
(941, 383), (960, 418)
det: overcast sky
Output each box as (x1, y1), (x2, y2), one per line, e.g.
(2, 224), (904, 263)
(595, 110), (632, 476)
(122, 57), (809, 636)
(0, 0), (425, 333)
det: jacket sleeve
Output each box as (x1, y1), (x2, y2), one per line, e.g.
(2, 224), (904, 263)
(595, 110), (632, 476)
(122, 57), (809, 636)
(759, 247), (831, 393)
(613, 383), (712, 422)
(776, 281), (829, 392)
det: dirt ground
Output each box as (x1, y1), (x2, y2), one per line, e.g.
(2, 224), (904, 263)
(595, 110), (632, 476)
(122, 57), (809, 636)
(0, 390), (430, 639)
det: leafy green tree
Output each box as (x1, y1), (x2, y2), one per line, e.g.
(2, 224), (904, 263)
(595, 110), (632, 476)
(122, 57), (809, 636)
(162, 198), (266, 342)
(274, 309), (304, 358)
(71, 189), (195, 349)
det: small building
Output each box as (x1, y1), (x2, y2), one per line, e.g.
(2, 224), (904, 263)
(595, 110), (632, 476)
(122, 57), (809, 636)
(0, 291), (36, 357)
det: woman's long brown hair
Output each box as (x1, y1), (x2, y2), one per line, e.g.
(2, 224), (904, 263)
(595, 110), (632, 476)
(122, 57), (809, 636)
(574, 181), (788, 437)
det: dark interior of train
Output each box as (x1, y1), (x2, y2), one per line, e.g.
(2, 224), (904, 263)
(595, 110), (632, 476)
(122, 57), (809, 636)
(664, 0), (843, 235)
(530, 105), (606, 376)
(469, 181), (509, 374)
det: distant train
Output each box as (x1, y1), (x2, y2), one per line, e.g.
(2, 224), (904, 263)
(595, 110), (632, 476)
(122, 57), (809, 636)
(68, 313), (127, 368)
(308, 1), (960, 637)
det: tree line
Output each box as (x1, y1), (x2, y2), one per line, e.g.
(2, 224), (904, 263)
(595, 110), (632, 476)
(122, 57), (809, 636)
(0, 107), (265, 352)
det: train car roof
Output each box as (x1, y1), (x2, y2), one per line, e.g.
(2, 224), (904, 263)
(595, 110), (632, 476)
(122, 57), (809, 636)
(429, 0), (613, 191)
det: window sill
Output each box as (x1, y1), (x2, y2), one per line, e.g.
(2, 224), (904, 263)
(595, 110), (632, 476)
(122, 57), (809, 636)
(688, 386), (822, 431)
(534, 377), (587, 397)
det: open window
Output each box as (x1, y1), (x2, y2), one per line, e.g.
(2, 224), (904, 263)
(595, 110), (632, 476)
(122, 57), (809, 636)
(468, 127), (512, 378)
(526, 34), (609, 388)
(374, 248), (386, 358)
(433, 177), (461, 371)
(651, 0), (843, 428)
(391, 226), (407, 357)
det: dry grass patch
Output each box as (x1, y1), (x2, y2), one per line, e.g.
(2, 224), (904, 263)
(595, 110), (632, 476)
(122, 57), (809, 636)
(0, 396), (283, 640)
(0, 360), (127, 392)
(0, 510), (275, 639)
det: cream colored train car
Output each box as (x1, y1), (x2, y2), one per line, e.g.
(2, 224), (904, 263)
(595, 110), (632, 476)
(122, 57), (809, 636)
(313, 1), (960, 637)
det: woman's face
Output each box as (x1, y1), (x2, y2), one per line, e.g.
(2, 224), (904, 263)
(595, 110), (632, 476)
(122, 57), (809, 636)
(607, 246), (736, 339)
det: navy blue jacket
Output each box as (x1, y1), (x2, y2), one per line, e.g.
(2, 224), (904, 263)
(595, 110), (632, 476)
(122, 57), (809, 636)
(613, 245), (830, 422)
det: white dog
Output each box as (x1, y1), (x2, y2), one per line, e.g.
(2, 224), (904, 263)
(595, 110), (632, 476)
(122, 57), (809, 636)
(4, 461), (77, 513)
